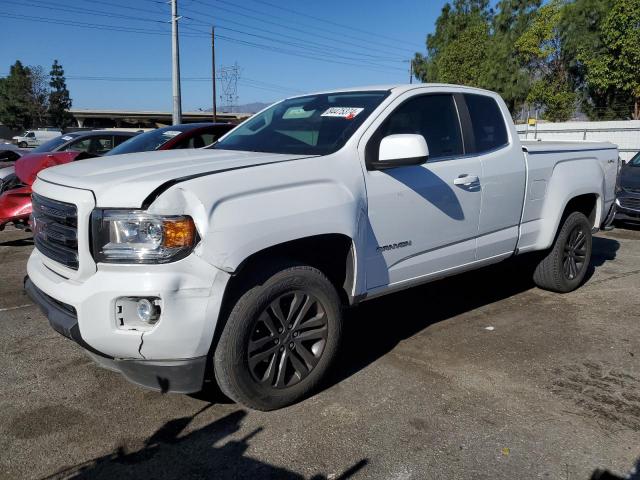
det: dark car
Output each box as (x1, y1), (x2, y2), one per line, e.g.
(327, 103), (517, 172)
(105, 123), (235, 156)
(616, 152), (640, 223)
(29, 130), (139, 157)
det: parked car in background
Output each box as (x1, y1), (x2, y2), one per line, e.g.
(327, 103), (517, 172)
(0, 130), (138, 230)
(0, 143), (29, 164)
(12, 129), (61, 148)
(616, 151), (640, 223)
(105, 123), (235, 156)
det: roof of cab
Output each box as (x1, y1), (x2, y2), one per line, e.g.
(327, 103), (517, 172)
(289, 83), (498, 99)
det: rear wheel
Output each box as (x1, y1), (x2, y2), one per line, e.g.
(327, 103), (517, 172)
(533, 211), (592, 293)
(214, 262), (343, 411)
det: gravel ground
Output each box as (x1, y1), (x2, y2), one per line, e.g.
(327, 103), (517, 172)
(1, 224), (639, 480)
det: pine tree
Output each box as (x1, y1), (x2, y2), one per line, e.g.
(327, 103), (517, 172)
(0, 61), (35, 130)
(48, 60), (73, 129)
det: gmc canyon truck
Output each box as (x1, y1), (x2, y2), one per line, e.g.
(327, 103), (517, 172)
(25, 85), (618, 410)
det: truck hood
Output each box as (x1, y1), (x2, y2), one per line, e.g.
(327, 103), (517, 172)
(37, 148), (313, 207)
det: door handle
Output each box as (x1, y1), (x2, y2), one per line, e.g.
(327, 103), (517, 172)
(453, 175), (479, 186)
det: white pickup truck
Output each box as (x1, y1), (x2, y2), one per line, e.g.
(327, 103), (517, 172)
(25, 85), (618, 410)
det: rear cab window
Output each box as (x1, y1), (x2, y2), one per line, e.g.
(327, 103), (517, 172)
(463, 94), (509, 153)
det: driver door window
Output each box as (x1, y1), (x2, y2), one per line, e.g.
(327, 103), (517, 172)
(369, 94), (464, 163)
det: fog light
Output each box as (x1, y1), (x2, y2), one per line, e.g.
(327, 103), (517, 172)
(136, 298), (160, 323)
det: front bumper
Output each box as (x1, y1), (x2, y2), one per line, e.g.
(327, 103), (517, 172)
(25, 276), (206, 393)
(26, 248), (231, 393)
(615, 194), (640, 223)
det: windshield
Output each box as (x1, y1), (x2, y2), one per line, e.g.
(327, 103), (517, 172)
(106, 125), (192, 156)
(629, 152), (640, 166)
(211, 91), (389, 155)
(31, 134), (77, 153)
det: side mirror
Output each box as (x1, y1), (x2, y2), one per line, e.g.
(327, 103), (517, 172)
(371, 134), (429, 170)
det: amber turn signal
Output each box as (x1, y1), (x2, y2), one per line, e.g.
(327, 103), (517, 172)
(162, 218), (196, 248)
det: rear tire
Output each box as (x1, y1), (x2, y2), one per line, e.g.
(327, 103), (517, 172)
(533, 211), (592, 293)
(214, 262), (343, 411)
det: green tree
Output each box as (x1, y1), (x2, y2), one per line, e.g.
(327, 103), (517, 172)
(579, 0), (640, 119)
(48, 60), (73, 129)
(0, 60), (36, 130)
(28, 65), (49, 127)
(560, 0), (629, 120)
(413, 0), (493, 86)
(482, 0), (541, 115)
(515, 0), (576, 121)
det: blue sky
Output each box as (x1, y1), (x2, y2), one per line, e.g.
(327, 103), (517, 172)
(0, 0), (447, 111)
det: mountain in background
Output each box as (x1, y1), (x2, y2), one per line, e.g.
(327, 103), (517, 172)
(207, 102), (271, 114)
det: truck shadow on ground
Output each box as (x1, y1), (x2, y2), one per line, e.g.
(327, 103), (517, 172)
(328, 236), (620, 389)
(0, 235), (33, 247)
(42, 408), (368, 480)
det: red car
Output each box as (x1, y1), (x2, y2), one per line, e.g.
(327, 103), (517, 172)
(0, 124), (233, 231)
(104, 123), (234, 156)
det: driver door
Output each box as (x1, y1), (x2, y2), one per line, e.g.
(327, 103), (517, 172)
(362, 93), (482, 290)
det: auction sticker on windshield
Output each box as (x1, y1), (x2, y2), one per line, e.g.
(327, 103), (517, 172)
(163, 131), (182, 137)
(321, 107), (364, 119)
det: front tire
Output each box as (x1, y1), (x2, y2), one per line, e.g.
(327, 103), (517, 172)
(18, 141), (28, 148)
(214, 262), (343, 411)
(533, 211), (592, 293)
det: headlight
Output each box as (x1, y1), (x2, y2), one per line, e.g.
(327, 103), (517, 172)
(92, 210), (197, 263)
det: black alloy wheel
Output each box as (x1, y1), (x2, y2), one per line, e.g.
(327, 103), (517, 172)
(248, 291), (328, 388)
(214, 262), (343, 411)
(563, 224), (588, 280)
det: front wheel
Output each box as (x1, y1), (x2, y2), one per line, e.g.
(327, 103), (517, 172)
(533, 211), (593, 293)
(214, 263), (343, 411)
(18, 142), (28, 148)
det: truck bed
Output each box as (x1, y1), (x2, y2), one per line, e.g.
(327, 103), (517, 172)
(521, 140), (617, 154)
(517, 140), (619, 254)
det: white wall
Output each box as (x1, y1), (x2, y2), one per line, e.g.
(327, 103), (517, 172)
(516, 120), (640, 161)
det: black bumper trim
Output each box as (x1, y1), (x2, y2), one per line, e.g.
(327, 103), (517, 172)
(88, 353), (207, 394)
(25, 276), (207, 394)
(24, 276), (112, 359)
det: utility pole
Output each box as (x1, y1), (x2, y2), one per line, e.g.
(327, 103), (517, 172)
(171, 0), (182, 125)
(211, 26), (217, 123)
(409, 60), (413, 84)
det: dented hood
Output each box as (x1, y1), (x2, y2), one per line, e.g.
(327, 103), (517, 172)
(36, 148), (312, 208)
(15, 151), (80, 185)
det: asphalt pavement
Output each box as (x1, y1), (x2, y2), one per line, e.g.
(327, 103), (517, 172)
(1, 224), (639, 480)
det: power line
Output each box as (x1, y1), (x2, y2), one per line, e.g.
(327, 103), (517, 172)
(188, 0), (414, 57)
(211, 32), (405, 73)
(6, 0), (166, 26)
(54, 0), (406, 64)
(181, 23), (403, 70)
(249, 0), (417, 49)
(181, 12), (403, 63)
(0, 72), (304, 95)
(5, 4), (406, 74)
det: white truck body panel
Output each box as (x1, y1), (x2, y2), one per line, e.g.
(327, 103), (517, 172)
(25, 84), (619, 394)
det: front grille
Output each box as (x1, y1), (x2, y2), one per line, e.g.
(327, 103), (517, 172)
(625, 187), (640, 194)
(32, 193), (79, 269)
(619, 196), (640, 211)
